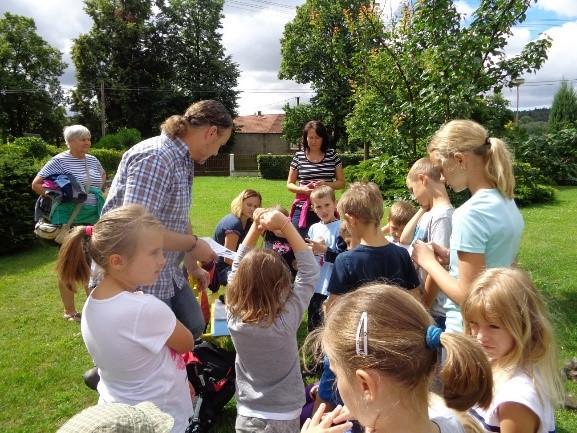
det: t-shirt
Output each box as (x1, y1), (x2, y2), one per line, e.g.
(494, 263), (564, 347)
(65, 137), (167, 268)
(412, 205), (454, 318)
(227, 245), (320, 419)
(470, 369), (555, 433)
(213, 213), (251, 274)
(81, 291), (192, 433)
(289, 149), (342, 186)
(327, 243), (420, 295)
(307, 220), (341, 296)
(38, 151), (105, 205)
(445, 189), (524, 332)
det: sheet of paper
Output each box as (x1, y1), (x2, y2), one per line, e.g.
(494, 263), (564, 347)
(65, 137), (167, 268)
(200, 237), (237, 260)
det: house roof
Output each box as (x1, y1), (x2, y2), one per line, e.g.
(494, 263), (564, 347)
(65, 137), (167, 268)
(234, 113), (285, 134)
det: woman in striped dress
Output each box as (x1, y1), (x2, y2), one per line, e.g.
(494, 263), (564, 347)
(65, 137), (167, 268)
(32, 125), (106, 321)
(286, 121), (345, 237)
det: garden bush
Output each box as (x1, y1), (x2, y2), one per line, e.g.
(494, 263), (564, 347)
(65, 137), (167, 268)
(339, 153), (365, 167)
(345, 155), (554, 207)
(94, 128), (141, 151)
(11, 136), (51, 159)
(90, 148), (124, 175)
(513, 127), (577, 185)
(0, 149), (39, 254)
(257, 154), (292, 179)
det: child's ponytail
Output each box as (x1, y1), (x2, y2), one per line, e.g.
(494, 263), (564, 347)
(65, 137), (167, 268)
(56, 226), (92, 293)
(484, 137), (515, 199)
(439, 332), (493, 411)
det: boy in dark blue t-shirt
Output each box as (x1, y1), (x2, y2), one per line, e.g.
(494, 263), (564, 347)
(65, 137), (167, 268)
(315, 182), (420, 416)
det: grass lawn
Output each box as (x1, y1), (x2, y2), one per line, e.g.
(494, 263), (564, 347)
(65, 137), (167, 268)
(0, 178), (576, 432)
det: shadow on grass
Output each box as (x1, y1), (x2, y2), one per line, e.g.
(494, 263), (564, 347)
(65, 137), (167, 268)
(0, 241), (58, 277)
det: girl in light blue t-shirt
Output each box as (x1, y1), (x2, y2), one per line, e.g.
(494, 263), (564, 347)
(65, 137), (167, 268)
(412, 120), (524, 332)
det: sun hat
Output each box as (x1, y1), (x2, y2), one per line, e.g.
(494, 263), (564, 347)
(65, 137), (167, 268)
(57, 401), (174, 433)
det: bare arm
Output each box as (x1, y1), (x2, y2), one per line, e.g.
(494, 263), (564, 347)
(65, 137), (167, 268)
(32, 175), (45, 196)
(223, 232), (240, 266)
(287, 167), (309, 195)
(422, 274), (440, 309)
(412, 241), (485, 305)
(498, 402), (539, 433)
(400, 207), (425, 245)
(165, 320), (194, 354)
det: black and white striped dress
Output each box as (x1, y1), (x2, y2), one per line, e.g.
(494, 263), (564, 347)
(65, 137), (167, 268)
(289, 148), (342, 186)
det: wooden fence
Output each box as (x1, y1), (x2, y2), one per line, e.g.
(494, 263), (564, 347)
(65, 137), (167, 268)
(194, 154), (259, 176)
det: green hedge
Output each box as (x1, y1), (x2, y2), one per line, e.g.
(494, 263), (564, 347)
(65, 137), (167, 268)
(94, 128), (141, 151)
(345, 155), (554, 207)
(90, 148), (124, 175)
(0, 149), (40, 254)
(257, 154), (292, 179)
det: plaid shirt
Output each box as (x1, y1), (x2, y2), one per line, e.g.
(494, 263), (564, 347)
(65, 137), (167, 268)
(102, 133), (194, 299)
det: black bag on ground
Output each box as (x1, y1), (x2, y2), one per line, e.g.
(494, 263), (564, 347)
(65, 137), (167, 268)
(185, 340), (236, 433)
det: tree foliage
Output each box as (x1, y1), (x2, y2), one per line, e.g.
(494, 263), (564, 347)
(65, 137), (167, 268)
(345, 0), (551, 161)
(279, 0), (380, 148)
(0, 13), (66, 142)
(281, 103), (333, 149)
(548, 81), (577, 132)
(71, 0), (239, 139)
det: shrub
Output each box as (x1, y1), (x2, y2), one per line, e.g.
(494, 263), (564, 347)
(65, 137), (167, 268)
(514, 127), (577, 185)
(90, 148), (124, 175)
(94, 128), (141, 150)
(0, 151), (40, 254)
(339, 153), (365, 168)
(257, 154), (292, 179)
(345, 155), (553, 208)
(11, 136), (50, 159)
(513, 161), (556, 206)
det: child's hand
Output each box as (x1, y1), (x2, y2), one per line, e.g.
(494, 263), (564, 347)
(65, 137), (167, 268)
(411, 240), (436, 267)
(258, 209), (290, 232)
(381, 222), (390, 234)
(301, 404), (353, 433)
(307, 237), (327, 255)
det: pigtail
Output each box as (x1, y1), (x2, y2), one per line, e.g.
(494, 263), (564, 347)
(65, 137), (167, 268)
(485, 137), (515, 199)
(56, 226), (91, 293)
(439, 332), (493, 411)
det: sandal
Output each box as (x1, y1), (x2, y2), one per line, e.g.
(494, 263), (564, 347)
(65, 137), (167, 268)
(63, 312), (82, 322)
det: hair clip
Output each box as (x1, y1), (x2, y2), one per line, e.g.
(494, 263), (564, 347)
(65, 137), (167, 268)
(355, 311), (368, 356)
(425, 325), (443, 350)
(84, 225), (93, 237)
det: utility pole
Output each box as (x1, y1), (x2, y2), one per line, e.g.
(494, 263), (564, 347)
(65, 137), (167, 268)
(511, 78), (525, 126)
(296, 96), (300, 106)
(100, 80), (107, 137)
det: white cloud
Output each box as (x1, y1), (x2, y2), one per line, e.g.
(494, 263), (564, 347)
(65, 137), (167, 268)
(504, 27), (532, 56)
(455, 0), (475, 18)
(536, 0), (577, 18)
(503, 21), (577, 109)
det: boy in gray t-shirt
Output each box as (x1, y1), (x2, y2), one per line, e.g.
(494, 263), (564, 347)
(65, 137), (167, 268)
(401, 158), (453, 329)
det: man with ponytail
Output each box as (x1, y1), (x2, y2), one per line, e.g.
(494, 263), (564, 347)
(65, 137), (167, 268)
(412, 120), (524, 333)
(101, 100), (233, 337)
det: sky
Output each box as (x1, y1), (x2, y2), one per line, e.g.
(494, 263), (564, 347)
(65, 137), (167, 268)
(1, 0), (577, 115)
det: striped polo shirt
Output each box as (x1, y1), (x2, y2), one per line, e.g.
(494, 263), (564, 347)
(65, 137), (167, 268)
(290, 148), (342, 185)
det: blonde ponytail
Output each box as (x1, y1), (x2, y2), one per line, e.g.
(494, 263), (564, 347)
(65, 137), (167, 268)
(485, 137), (515, 199)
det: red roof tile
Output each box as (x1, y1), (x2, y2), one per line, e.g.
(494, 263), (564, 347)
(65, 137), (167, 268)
(235, 113), (285, 134)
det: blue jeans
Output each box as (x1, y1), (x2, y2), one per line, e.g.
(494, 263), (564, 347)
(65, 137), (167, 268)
(163, 281), (205, 339)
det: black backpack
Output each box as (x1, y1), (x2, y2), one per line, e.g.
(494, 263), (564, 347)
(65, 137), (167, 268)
(185, 340), (236, 433)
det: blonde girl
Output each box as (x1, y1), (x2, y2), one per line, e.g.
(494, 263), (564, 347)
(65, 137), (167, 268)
(226, 208), (320, 433)
(57, 204), (194, 433)
(412, 120), (524, 332)
(302, 283), (493, 433)
(212, 189), (262, 288)
(462, 268), (564, 433)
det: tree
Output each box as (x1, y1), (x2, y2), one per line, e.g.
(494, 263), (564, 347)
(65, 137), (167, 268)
(71, 0), (239, 139)
(279, 0), (380, 149)
(282, 103), (333, 149)
(344, 0), (551, 161)
(155, 0), (239, 117)
(549, 81), (577, 132)
(71, 0), (166, 139)
(0, 13), (66, 142)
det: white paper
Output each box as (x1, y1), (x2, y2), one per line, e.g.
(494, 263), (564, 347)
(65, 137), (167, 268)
(200, 237), (237, 260)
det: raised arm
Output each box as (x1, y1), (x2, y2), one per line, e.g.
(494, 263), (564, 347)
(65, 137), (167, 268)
(400, 207), (425, 245)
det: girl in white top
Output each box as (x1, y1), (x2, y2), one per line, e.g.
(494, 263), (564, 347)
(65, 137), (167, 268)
(462, 268), (564, 433)
(56, 204), (194, 433)
(302, 283), (493, 433)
